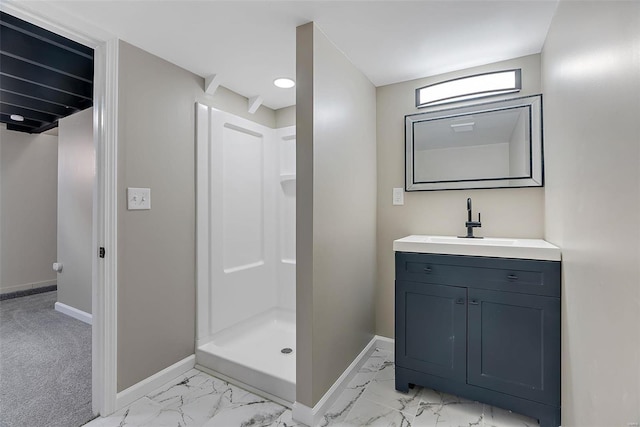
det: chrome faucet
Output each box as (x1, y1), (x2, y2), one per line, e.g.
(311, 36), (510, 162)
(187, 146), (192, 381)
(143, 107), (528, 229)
(461, 197), (482, 239)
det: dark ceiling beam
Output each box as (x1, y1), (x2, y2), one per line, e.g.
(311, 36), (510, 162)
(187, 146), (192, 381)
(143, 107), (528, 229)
(1, 25), (93, 81)
(30, 121), (60, 134)
(1, 55), (93, 99)
(0, 90), (71, 117)
(0, 103), (59, 124)
(0, 75), (89, 108)
(0, 12), (93, 57)
(5, 121), (37, 133)
(0, 11), (93, 134)
(0, 112), (45, 130)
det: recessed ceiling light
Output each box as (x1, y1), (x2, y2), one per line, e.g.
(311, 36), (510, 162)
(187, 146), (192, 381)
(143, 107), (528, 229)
(274, 78), (295, 89)
(10, 114), (24, 122)
(450, 122), (475, 133)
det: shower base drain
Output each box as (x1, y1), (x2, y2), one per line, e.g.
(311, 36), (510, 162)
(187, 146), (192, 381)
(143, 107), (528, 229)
(281, 347), (293, 354)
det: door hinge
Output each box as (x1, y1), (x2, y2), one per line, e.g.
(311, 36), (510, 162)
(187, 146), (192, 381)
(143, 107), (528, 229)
(99, 247), (105, 258)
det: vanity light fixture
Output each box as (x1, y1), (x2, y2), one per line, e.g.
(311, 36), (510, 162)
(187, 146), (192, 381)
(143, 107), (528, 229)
(273, 78), (295, 89)
(416, 69), (521, 108)
(10, 114), (24, 122)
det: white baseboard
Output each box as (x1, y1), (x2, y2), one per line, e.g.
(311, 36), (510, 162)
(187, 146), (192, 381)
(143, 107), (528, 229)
(374, 335), (394, 352)
(55, 302), (92, 325)
(292, 335), (394, 427)
(115, 355), (196, 410)
(109, 335), (393, 424)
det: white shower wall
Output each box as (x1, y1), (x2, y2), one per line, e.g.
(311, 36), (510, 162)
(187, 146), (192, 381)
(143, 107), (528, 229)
(276, 127), (296, 312)
(196, 103), (295, 344)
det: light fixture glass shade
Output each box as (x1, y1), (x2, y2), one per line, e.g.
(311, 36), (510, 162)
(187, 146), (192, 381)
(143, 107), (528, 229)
(416, 69), (521, 108)
(10, 114), (24, 122)
(274, 78), (295, 89)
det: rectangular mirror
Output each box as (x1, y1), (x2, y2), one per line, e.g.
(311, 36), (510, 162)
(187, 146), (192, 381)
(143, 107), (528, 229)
(405, 94), (543, 191)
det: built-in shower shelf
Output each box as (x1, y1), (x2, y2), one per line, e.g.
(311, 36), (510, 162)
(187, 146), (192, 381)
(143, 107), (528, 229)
(279, 173), (296, 183)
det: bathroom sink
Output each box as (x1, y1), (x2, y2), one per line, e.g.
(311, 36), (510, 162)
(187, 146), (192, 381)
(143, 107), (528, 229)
(393, 235), (561, 261)
(428, 236), (517, 246)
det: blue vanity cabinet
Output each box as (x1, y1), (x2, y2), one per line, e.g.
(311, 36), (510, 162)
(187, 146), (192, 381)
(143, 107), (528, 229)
(395, 252), (561, 427)
(467, 288), (561, 406)
(395, 280), (467, 382)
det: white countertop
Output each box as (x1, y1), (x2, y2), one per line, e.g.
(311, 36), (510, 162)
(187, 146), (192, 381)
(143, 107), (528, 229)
(393, 235), (561, 261)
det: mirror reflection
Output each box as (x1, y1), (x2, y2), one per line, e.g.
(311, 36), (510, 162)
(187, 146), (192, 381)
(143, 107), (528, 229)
(405, 95), (543, 191)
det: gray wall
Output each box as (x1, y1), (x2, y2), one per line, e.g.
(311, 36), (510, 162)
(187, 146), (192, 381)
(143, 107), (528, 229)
(541, 2), (640, 425)
(276, 105), (296, 129)
(57, 108), (93, 314)
(116, 40), (276, 391)
(0, 126), (57, 294)
(296, 22), (377, 407)
(375, 54), (544, 338)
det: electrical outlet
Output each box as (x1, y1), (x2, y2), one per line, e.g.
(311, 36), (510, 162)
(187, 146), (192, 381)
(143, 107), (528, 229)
(127, 187), (151, 210)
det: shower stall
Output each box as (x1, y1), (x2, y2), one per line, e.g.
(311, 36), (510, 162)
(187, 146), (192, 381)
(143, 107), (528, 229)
(194, 103), (296, 404)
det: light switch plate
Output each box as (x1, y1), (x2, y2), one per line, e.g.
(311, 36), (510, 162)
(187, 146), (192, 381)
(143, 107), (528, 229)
(393, 188), (404, 205)
(127, 187), (151, 210)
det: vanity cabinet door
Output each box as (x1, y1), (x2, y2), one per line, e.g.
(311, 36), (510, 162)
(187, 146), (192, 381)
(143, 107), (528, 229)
(467, 288), (560, 406)
(396, 280), (467, 382)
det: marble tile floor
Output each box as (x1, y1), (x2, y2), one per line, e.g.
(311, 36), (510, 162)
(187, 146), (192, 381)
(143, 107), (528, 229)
(84, 348), (539, 427)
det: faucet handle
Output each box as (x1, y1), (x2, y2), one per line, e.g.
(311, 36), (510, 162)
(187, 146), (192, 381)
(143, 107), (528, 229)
(478, 212), (481, 223)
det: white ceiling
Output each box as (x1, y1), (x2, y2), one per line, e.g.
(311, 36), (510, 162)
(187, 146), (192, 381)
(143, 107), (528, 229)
(31, 1), (558, 110)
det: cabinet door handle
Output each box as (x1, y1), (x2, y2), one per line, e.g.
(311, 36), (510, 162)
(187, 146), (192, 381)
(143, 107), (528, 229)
(469, 299), (479, 305)
(455, 298), (465, 304)
(507, 274), (519, 281)
(423, 267), (432, 273)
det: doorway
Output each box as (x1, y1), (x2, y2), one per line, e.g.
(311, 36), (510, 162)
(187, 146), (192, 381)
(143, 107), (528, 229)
(0, 11), (95, 427)
(0, 1), (119, 418)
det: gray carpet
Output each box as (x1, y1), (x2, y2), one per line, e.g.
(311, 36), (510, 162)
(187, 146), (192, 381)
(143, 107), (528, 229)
(0, 291), (94, 427)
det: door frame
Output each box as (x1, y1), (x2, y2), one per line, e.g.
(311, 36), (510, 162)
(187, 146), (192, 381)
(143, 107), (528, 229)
(0, 2), (119, 415)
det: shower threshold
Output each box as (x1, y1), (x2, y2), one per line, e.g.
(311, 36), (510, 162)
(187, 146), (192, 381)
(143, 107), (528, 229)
(196, 308), (296, 404)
